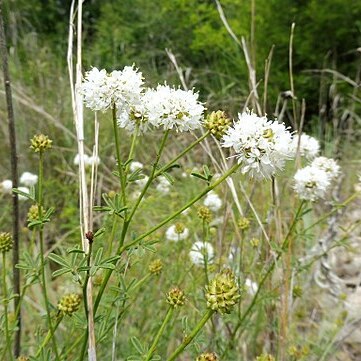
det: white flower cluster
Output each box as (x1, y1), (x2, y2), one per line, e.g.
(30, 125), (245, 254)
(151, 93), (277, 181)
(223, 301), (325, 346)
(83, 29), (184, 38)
(291, 133), (320, 160)
(189, 241), (214, 266)
(222, 111), (293, 179)
(165, 224), (189, 241)
(203, 191), (222, 212)
(81, 66), (205, 134)
(294, 156), (341, 201)
(80, 66), (144, 112)
(73, 153), (100, 167)
(156, 176), (171, 193)
(1, 171), (37, 201)
(129, 161), (144, 173)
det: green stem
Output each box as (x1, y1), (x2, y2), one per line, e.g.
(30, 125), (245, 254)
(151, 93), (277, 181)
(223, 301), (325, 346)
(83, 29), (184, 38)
(124, 125), (139, 178)
(107, 214), (118, 256)
(38, 151), (60, 361)
(230, 201), (306, 339)
(166, 309), (214, 361)
(145, 307), (174, 361)
(82, 239), (93, 319)
(154, 131), (210, 178)
(34, 313), (63, 358)
(2, 252), (12, 361)
(112, 105), (127, 206)
(94, 163), (240, 315)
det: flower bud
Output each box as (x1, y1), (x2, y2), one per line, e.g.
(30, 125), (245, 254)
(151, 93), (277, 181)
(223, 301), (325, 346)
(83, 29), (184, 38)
(149, 259), (163, 275)
(27, 204), (44, 223)
(238, 217), (250, 230)
(196, 352), (218, 361)
(57, 293), (82, 316)
(166, 287), (185, 308)
(197, 206), (212, 223)
(204, 110), (231, 139)
(205, 268), (240, 314)
(256, 354), (275, 361)
(0, 232), (13, 253)
(30, 134), (52, 153)
(17, 357), (29, 361)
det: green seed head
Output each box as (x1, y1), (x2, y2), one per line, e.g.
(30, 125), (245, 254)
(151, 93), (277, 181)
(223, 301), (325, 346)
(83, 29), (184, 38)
(174, 222), (186, 234)
(205, 268), (240, 314)
(17, 357), (29, 361)
(238, 217), (250, 230)
(149, 259), (163, 275)
(30, 134), (52, 153)
(197, 206), (212, 223)
(27, 204), (44, 223)
(196, 352), (218, 361)
(256, 354), (276, 361)
(166, 287), (185, 308)
(204, 110), (231, 139)
(0, 232), (13, 253)
(57, 293), (82, 316)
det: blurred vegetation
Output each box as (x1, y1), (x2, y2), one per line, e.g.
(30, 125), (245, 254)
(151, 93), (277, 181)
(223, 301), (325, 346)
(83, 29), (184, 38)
(3, 0), (361, 120)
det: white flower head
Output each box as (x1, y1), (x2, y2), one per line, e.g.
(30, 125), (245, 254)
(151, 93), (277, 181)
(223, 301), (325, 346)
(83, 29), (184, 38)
(143, 84), (204, 132)
(74, 153), (100, 167)
(80, 65), (144, 112)
(135, 175), (149, 188)
(165, 224), (189, 241)
(203, 191), (222, 212)
(18, 187), (30, 201)
(156, 176), (171, 193)
(245, 278), (258, 296)
(1, 179), (13, 194)
(311, 156), (340, 181)
(20, 172), (38, 187)
(130, 161), (144, 173)
(88, 155), (100, 167)
(291, 133), (320, 160)
(294, 165), (330, 201)
(222, 110), (293, 179)
(189, 241), (214, 266)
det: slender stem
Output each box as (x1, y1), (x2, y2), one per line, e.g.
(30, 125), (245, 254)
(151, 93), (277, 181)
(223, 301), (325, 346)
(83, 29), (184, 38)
(124, 125), (139, 177)
(2, 252), (12, 361)
(154, 131), (210, 178)
(94, 163), (240, 315)
(38, 151), (60, 360)
(34, 314), (63, 358)
(230, 201), (306, 340)
(112, 105), (127, 206)
(0, 4), (21, 356)
(82, 239), (93, 318)
(167, 309), (214, 361)
(145, 307), (174, 361)
(107, 215), (118, 256)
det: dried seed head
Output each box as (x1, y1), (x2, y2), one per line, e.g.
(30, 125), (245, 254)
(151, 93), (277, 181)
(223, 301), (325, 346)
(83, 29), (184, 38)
(205, 268), (240, 314)
(166, 287), (185, 308)
(197, 206), (212, 223)
(149, 259), (163, 275)
(57, 294), (82, 316)
(238, 217), (250, 230)
(0, 232), (13, 253)
(204, 110), (231, 139)
(30, 134), (52, 153)
(196, 352), (218, 361)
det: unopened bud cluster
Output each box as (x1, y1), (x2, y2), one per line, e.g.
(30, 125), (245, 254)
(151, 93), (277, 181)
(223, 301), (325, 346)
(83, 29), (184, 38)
(197, 206), (212, 223)
(205, 268), (240, 314)
(27, 204), (44, 223)
(57, 293), (81, 316)
(196, 352), (218, 361)
(238, 217), (250, 230)
(149, 259), (163, 275)
(174, 222), (186, 234)
(256, 354), (275, 361)
(166, 287), (185, 308)
(205, 110), (231, 139)
(0, 232), (13, 253)
(30, 134), (52, 153)
(17, 357), (29, 361)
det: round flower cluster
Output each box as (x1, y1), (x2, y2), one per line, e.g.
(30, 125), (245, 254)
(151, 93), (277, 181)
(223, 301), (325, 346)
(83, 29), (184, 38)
(189, 241), (214, 266)
(222, 111), (293, 179)
(1, 171), (37, 200)
(80, 66), (144, 112)
(165, 223), (189, 241)
(203, 191), (222, 212)
(166, 287), (185, 308)
(81, 66), (205, 135)
(0, 232), (13, 253)
(156, 176), (171, 193)
(73, 153), (100, 167)
(196, 352), (218, 361)
(293, 156), (341, 201)
(19, 172), (38, 187)
(291, 133), (320, 160)
(57, 293), (82, 316)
